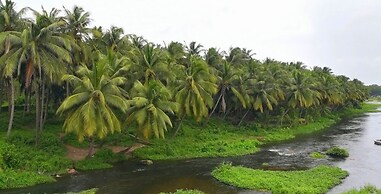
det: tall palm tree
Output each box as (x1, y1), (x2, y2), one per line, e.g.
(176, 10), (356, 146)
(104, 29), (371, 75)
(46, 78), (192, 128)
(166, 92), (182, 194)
(0, 0), (26, 136)
(207, 61), (246, 121)
(57, 54), (128, 156)
(0, 11), (74, 141)
(126, 80), (177, 139)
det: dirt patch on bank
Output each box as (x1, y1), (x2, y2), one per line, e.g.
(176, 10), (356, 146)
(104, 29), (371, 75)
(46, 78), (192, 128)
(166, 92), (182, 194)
(65, 143), (146, 161)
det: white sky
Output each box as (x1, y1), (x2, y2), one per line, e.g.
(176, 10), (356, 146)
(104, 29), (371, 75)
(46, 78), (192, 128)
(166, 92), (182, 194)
(15, 0), (381, 85)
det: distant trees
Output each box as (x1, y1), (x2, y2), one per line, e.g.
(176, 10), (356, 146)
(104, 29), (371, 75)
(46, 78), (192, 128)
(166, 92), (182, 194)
(0, 0), (370, 145)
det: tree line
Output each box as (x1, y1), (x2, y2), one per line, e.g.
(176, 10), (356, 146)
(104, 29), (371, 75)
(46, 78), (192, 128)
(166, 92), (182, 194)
(0, 1), (369, 145)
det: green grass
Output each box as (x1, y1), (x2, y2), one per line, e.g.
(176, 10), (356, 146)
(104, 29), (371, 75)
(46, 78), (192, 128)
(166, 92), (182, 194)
(309, 152), (326, 159)
(326, 146), (349, 158)
(135, 103), (380, 160)
(159, 189), (205, 194)
(75, 148), (126, 170)
(343, 185), (381, 194)
(212, 163), (348, 194)
(0, 169), (55, 189)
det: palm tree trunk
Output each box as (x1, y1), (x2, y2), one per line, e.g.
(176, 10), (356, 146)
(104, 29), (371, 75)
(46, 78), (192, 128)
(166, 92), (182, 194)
(43, 88), (50, 126)
(280, 108), (289, 126)
(6, 77), (15, 137)
(205, 91), (224, 124)
(238, 108), (251, 126)
(173, 114), (186, 138)
(39, 82), (45, 131)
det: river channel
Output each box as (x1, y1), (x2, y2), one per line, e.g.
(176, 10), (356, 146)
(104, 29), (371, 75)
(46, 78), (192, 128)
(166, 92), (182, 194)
(3, 110), (381, 194)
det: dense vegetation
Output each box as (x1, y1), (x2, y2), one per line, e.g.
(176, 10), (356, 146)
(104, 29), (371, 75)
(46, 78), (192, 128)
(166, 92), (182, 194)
(0, 0), (373, 190)
(368, 84), (381, 96)
(212, 163), (349, 194)
(325, 146), (349, 158)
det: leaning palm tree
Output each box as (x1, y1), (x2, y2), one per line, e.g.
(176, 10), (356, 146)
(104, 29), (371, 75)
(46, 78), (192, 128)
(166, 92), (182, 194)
(56, 54), (128, 156)
(126, 80), (177, 139)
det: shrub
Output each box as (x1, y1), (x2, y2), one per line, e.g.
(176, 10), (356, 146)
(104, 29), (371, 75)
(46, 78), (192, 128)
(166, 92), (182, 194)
(37, 133), (66, 155)
(309, 152), (326, 159)
(0, 141), (21, 169)
(75, 148), (125, 170)
(325, 146), (349, 158)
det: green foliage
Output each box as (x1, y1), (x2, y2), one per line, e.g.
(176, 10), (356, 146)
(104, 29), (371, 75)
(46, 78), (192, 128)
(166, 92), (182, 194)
(135, 116), (338, 160)
(212, 163), (348, 194)
(75, 157), (112, 170)
(343, 185), (381, 194)
(159, 189), (205, 194)
(0, 170), (55, 189)
(135, 119), (261, 160)
(309, 152), (326, 159)
(326, 146), (349, 158)
(75, 148), (125, 170)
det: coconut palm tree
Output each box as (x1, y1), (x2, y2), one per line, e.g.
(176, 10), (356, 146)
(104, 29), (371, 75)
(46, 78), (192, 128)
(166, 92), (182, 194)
(126, 80), (177, 139)
(0, 11), (75, 141)
(56, 54), (128, 156)
(174, 56), (218, 135)
(0, 0), (27, 136)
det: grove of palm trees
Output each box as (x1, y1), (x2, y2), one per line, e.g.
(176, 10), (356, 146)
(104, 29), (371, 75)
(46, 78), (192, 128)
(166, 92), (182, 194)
(0, 1), (375, 193)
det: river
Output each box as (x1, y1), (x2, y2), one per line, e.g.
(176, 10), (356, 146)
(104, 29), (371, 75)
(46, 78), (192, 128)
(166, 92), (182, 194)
(3, 110), (381, 194)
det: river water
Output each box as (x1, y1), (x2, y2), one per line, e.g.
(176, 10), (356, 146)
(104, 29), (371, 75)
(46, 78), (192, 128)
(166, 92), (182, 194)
(3, 110), (381, 194)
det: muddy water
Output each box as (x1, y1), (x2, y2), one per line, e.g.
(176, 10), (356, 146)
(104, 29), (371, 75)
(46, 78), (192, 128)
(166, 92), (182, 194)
(3, 111), (381, 194)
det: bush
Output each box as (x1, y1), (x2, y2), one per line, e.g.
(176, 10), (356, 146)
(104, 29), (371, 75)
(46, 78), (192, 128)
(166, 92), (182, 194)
(6, 131), (35, 146)
(75, 148), (125, 170)
(37, 132), (66, 155)
(309, 152), (326, 159)
(0, 141), (21, 169)
(325, 146), (349, 158)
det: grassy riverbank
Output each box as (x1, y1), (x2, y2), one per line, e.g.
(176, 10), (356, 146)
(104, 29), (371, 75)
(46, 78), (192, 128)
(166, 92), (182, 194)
(0, 103), (379, 189)
(211, 163), (348, 193)
(135, 103), (380, 160)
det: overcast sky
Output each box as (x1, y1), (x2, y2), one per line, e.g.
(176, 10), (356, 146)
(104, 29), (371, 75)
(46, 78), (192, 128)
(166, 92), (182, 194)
(14, 0), (381, 85)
